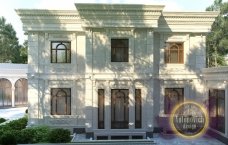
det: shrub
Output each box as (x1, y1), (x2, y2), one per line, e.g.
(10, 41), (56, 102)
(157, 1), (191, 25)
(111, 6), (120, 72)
(6, 117), (27, 130)
(0, 123), (12, 134)
(33, 126), (50, 143)
(0, 131), (17, 145)
(0, 118), (6, 124)
(10, 130), (21, 143)
(17, 128), (36, 144)
(48, 128), (71, 143)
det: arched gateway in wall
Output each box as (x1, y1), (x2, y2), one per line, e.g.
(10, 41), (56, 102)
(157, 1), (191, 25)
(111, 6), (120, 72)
(0, 78), (12, 107)
(0, 63), (28, 108)
(15, 78), (28, 106)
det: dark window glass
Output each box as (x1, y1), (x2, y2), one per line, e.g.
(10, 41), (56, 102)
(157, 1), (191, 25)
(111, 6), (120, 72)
(135, 89), (142, 128)
(165, 43), (184, 63)
(111, 39), (129, 62)
(51, 41), (71, 63)
(51, 88), (71, 115)
(98, 89), (105, 129)
(164, 88), (184, 114)
(209, 89), (225, 133)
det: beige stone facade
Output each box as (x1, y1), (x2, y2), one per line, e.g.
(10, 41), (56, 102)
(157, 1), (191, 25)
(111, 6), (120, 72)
(16, 3), (227, 140)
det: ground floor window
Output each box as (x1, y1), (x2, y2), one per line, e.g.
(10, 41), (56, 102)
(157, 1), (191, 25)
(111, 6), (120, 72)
(164, 88), (184, 114)
(98, 89), (105, 129)
(111, 89), (129, 129)
(51, 88), (71, 115)
(135, 89), (142, 128)
(209, 89), (225, 133)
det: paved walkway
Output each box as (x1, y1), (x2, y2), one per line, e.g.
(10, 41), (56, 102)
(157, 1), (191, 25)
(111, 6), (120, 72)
(153, 134), (226, 145)
(17, 136), (226, 145)
(0, 107), (27, 121)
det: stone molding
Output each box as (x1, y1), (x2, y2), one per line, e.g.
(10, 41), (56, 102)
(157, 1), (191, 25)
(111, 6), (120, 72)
(16, 4), (219, 32)
(203, 67), (228, 74)
(156, 11), (219, 32)
(15, 9), (82, 31)
(161, 12), (218, 25)
(75, 4), (165, 28)
(203, 67), (228, 81)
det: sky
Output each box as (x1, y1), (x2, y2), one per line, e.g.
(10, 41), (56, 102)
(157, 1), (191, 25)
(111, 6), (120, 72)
(0, 0), (226, 45)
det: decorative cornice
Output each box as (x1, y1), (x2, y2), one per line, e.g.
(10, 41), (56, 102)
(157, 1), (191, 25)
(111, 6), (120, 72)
(202, 67), (228, 81)
(155, 11), (219, 32)
(15, 9), (83, 31)
(16, 4), (218, 32)
(161, 12), (218, 24)
(75, 3), (165, 28)
(75, 3), (165, 11)
(16, 9), (79, 17)
(203, 67), (228, 74)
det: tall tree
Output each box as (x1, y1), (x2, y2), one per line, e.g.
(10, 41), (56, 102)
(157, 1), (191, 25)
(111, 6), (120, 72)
(0, 16), (26, 63)
(19, 40), (28, 63)
(206, 0), (228, 67)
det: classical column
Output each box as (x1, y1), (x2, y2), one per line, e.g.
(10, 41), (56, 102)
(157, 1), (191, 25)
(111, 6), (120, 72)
(12, 85), (15, 107)
(84, 29), (94, 134)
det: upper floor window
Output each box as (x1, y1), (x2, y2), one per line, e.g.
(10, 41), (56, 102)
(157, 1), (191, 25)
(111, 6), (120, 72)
(165, 42), (183, 64)
(111, 39), (129, 62)
(51, 41), (71, 63)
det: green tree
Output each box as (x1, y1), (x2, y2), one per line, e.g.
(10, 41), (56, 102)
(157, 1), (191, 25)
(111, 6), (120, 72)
(206, 0), (228, 67)
(19, 40), (28, 63)
(0, 16), (27, 63)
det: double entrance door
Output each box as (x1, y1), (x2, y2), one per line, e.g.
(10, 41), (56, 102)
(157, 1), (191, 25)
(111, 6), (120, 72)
(111, 89), (129, 129)
(98, 89), (142, 129)
(98, 89), (129, 129)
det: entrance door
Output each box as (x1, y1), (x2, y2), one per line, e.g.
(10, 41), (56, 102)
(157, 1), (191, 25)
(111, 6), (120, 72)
(111, 89), (129, 129)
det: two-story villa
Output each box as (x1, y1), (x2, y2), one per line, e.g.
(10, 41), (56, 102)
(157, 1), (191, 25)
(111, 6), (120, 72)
(16, 3), (227, 141)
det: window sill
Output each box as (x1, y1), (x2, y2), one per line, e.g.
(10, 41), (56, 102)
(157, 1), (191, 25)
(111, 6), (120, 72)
(160, 63), (186, 69)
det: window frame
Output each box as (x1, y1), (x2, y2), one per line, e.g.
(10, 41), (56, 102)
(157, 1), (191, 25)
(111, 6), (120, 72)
(135, 89), (142, 129)
(165, 42), (184, 64)
(98, 89), (105, 129)
(111, 89), (129, 129)
(51, 88), (71, 115)
(164, 88), (184, 114)
(50, 41), (71, 63)
(111, 39), (129, 62)
(209, 89), (225, 133)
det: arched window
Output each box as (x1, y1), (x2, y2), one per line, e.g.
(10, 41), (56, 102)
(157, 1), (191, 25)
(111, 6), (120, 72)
(164, 88), (184, 114)
(51, 88), (71, 115)
(15, 78), (28, 106)
(51, 41), (71, 63)
(165, 43), (184, 63)
(0, 78), (12, 107)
